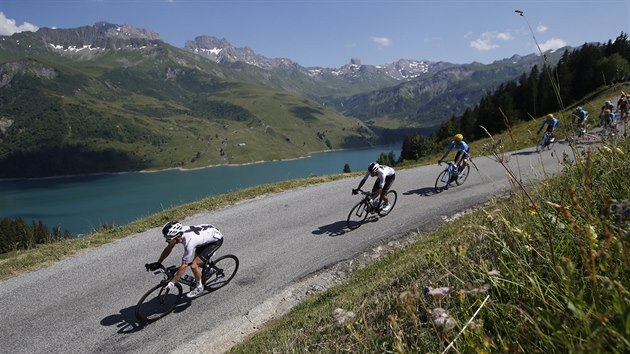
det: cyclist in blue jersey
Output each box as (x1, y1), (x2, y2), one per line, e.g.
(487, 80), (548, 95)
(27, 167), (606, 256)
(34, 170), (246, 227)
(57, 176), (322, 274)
(572, 106), (588, 135)
(438, 134), (471, 181)
(600, 109), (617, 127)
(537, 114), (559, 142)
(353, 162), (396, 212)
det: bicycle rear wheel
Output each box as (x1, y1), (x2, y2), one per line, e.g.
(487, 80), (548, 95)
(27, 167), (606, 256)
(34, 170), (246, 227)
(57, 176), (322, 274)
(378, 190), (397, 217)
(455, 165), (470, 186)
(347, 200), (369, 230)
(135, 282), (183, 323)
(203, 254), (239, 292)
(434, 170), (450, 192)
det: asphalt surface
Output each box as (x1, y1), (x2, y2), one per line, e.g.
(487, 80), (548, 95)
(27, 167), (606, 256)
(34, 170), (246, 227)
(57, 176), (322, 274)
(0, 140), (580, 354)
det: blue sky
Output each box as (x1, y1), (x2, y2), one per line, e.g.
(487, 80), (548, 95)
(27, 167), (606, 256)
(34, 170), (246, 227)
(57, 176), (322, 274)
(1, 0), (628, 68)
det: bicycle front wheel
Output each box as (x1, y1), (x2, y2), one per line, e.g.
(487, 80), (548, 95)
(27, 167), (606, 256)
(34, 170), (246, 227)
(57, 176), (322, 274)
(347, 201), (369, 230)
(536, 135), (546, 153)
(135, 282), (183, 323)
(456, 165), (470, 186)
(434, 170), (450, 192)
(378, 190), (397, 217)
(203, 254), (239, 292)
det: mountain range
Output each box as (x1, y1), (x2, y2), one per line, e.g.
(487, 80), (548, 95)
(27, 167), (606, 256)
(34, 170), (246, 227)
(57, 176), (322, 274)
(0, 22), (565, 178)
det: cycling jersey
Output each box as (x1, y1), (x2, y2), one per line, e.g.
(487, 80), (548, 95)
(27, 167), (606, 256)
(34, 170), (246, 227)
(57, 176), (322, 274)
(446, 140), (470, 154)
(541, 117), (559, 131)
(181, 224), (223, 264)
(601, 111), (617, 125)
(361, 165), (395, 189)
(574, 109), (588, 121)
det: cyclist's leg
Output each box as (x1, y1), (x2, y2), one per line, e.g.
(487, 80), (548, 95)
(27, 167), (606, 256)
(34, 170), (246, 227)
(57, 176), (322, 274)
(381, 174), (395, 205)
(193, 238), (224, 282)
(548, 126), (555, 141)
(453, 151), (463, 170)
(459, 149), (470, 172)
(371, 179), (381, 202)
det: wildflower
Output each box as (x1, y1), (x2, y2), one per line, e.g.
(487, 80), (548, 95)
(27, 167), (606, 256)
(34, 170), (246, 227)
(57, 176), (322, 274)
(332, 308), (355, 325)
(601, 146), (612, 154)
(426, 286), (450, 297)
(432, 308), (456, 330)
(528, 203), (538, 215)
(586, 225), (598, 245)
(615, 147), (624, 155)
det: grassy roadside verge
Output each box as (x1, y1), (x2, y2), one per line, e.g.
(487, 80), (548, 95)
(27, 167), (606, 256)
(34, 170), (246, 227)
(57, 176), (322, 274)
(229, 134), (630, 352)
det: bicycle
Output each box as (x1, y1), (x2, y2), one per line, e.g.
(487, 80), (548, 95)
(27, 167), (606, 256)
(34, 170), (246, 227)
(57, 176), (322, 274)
(536, 131), (556, 152)
(346, 188), (397, 230)
(135, 254), (239, 323)
(598, 116), (620, 143)
(434, 160), (470, 192)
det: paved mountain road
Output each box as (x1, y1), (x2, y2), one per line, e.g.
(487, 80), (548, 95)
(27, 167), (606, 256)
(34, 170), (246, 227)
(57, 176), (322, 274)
(0, 142), (576, 353)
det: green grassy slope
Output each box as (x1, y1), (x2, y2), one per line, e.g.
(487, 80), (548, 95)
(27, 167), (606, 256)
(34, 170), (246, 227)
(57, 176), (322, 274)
(0, 38), (375, 178)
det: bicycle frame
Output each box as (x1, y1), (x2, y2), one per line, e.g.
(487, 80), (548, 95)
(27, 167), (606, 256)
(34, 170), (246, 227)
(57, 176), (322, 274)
(356, 190), (381, 213)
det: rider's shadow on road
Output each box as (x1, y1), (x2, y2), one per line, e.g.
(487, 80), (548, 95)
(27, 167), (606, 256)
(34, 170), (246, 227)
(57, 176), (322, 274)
(312, 220), (347, 237)
(313, 217), (381, 237)
(100, 298), (192, 333)
(404, 187), (439, 197)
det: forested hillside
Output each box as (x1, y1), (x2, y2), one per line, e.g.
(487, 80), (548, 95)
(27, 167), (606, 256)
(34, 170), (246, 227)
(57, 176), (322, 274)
(398, 32), (630, 161)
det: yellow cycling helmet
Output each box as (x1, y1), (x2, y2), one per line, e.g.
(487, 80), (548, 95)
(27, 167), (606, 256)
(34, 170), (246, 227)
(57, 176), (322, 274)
(546, 113), (554, 119)
(604, 109), (611, 114)
(454, 134), (463, 142)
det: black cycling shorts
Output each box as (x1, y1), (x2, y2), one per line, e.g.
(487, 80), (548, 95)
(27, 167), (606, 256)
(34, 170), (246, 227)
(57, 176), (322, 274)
(372, 174), (395, 193)
(454, 148), (470, 163)
(193, 238), (223, 264)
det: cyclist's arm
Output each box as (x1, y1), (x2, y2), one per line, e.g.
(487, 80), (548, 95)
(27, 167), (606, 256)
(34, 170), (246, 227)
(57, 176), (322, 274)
(356, 172), (369, 190)
(170, 262), (189, 284)
(439, 144), (454, 162)
(157, 240), (177, 264)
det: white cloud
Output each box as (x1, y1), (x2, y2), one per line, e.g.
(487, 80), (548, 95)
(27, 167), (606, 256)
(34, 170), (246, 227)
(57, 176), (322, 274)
(497, 32), (514, 41)
(536, 24), (548, 33)
(538, 38), (568, 52)
(470, 31), (513, 51)
(0, 12), (38, 36)
(371, 36), (392, 48)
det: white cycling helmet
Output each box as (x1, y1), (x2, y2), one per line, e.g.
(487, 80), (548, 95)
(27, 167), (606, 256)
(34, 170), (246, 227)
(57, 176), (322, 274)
(162, 220), (183, 240)
(368, 162), (380, 173)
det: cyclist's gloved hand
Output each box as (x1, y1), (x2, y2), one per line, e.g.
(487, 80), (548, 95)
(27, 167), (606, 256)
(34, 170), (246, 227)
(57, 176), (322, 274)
(145, 262), (163, 271)
(352, 189), (358, 195)
(163, 281), (175, 290)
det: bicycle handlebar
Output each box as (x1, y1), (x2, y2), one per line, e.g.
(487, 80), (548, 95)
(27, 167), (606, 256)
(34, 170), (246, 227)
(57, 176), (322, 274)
(145, 262), (165, 272)
(352, 188), (370, 196)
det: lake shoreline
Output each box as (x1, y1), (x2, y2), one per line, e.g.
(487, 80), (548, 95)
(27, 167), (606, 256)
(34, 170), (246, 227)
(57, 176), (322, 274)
(0, 143), (398, 182)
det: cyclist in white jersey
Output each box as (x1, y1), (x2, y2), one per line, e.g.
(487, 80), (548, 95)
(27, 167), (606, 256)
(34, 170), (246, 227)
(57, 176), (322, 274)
(352, 162), (396, 212)
(146, 221), (224, 298)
